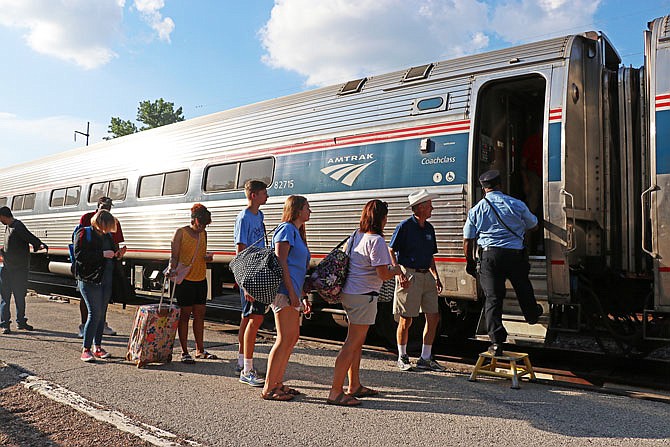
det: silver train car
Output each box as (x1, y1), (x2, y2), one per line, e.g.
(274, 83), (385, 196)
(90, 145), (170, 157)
(2, 14), (670, 354)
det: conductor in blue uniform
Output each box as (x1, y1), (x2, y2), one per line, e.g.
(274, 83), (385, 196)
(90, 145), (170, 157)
(463, 170), (543, 356)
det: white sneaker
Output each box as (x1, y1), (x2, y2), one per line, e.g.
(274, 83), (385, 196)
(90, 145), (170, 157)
(77, 324), (84, 338)
(103, 323), (117, 336)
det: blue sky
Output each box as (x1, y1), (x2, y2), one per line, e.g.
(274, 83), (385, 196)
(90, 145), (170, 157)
(1, 0), (669, 168)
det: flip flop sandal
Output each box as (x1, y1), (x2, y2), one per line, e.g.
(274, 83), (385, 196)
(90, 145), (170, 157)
(280, 385), (301, 395)
(348, 386), (379, 398)
(326, 392), (361, 407)
(261, 387), (294, 401)
(195, 351), (218, 359)
(181, 353), (195, 364)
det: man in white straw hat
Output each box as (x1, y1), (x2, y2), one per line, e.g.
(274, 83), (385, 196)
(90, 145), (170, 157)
(388, 189), (445, 372)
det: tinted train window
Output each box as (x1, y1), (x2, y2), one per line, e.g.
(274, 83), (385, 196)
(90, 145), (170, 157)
(205, 164), (237, 192)
(204, 158), (274, 192)
(238, 158), (274, 188)
(51, 186), (81, 207)
(12, 193), (36, 211)
(89, 179), (128, 203)
(138, 170), (189, 198)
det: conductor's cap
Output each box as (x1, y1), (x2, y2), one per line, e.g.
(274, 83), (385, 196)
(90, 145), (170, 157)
(479, 170), (501, 188)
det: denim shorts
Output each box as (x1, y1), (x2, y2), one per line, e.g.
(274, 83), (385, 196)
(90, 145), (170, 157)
(240, 289), (267, 317)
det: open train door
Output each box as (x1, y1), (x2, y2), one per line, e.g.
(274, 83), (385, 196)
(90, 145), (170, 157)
(645, 16), (670, 321)
(470, 71), (551, 343)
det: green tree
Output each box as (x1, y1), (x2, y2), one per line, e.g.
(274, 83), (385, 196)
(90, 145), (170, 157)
(137, 98), (184, 130)
(104, 117), (138, 140)
(105, 98), (185, 139)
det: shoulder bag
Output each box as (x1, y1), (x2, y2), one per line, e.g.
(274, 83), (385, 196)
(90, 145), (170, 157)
(229, 226), (282, 305)
(310, 231), (356, 304)
(168, 230), (201, 285)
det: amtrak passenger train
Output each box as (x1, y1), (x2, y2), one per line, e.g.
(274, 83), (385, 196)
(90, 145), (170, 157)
(2, 14), (670, 355)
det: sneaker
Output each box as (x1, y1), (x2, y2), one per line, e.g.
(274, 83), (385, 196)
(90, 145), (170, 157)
(239, 369), (265, 387)
(17, 323), (34, 331)
(80, 349), (96, 362)
(416, 357), (447, 372)
(103, 323), (117, 336)
(235, 364), (244, 374)
(397, 354), (413, 371)
(93, 348), (111, 359)
(77, 324), (84, 338)
(1, 327), (10, 335)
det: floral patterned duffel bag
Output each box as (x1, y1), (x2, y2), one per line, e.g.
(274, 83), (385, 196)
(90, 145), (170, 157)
(310, 233), (355, 304)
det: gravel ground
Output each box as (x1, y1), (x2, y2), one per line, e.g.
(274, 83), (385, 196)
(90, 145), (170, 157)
(0, 362), (154, 447)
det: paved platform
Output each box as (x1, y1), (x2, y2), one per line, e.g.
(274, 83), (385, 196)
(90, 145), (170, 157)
(1, 294), (669, 447)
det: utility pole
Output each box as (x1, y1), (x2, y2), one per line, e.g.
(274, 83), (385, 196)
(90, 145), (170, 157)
(74, 121), (90, 146)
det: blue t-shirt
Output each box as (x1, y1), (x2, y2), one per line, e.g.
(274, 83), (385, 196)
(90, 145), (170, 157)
(463, 191), (538, 250)
(272, 222), (310, 298)
(389, 216), (437, 269)
(234, 208), (265, 248)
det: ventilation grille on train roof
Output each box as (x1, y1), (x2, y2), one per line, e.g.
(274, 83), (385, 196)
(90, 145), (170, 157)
(402, 63), (433, 82)
(338, 78), (367, 95)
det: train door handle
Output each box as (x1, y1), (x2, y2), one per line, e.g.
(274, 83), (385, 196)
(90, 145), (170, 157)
(560, 188), (576, 253)
(641, 184), (660, 259)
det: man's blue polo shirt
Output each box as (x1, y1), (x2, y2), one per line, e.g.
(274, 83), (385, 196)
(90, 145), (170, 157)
(389, 215), (437, 269)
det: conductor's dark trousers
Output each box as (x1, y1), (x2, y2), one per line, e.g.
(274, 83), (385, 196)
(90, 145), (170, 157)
(479, 246), (538, 344)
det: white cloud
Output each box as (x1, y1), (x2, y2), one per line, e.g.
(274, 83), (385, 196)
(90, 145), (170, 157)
(0, 113), (106, 168)
(260, 0), (490, 87)
(0, 0), (125, 69)
(260, 0), (605, 87)
(490, 0), (602, 43)
(0, 0), (175, 69)
(133, 0), (175, 42)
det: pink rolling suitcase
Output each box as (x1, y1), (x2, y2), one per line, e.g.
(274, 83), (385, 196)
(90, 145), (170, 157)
(126, 280), (180, 368)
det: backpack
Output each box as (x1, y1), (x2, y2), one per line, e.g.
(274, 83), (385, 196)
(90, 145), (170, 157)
(68, 225), (91, 275)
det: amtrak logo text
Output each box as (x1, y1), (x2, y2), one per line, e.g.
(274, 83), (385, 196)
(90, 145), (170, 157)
(326, 153), (374, 164)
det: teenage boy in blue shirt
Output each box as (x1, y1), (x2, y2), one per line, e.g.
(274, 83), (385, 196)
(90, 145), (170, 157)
(233, 180), (269, 387)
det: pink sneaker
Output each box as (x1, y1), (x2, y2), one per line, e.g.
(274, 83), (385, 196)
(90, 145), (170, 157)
(93, 348), (111, 359)
(81, 349), (95, 362)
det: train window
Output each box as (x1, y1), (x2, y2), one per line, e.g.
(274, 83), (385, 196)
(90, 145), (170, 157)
(90, 179), (128, 203)
(50, 189), (66, 207)
(138, 170), (189, 198)
(11, 193), (35, 211)
(163, 170), (189, 196)
(338, 78), (367, 95)
(0, 197), (6, 207)
(138, 174), (164, 198)
(237, 158), (274, 188)
(108, 179), (128, 201)
(412, 94), (448, 115)
(51, 186), (80, 208)
(65, 187), (81, 206)
(204, 163), (237, 192)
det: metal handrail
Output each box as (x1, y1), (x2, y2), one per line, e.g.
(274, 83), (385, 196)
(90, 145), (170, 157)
(560, 188), (576, 252)
(640, 184), (659, 258)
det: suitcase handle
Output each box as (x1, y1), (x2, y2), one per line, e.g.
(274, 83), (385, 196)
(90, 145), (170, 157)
(158, 277), (176, 312)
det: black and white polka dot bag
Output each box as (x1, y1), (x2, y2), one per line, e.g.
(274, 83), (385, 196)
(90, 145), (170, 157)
(229, 227), (283, 305)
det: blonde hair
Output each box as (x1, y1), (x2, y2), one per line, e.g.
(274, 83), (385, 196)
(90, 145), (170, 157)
(91, 209), (117, 233)
(281, 195), (308, 242)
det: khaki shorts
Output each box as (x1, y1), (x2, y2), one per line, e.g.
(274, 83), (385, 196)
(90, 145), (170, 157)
(341, 293), (378, 325)
(270, 293), (302, 314)
(393, 267), (439, 318)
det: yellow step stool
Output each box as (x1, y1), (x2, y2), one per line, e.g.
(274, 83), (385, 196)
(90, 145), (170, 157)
(468, 350), (536, 389)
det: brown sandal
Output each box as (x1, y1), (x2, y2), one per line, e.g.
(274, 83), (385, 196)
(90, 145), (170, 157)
(280, 385), (301, 396)
(261, 387), (294, 401)
(326, 392), (361, 407)
(348, 386), (379, 398)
